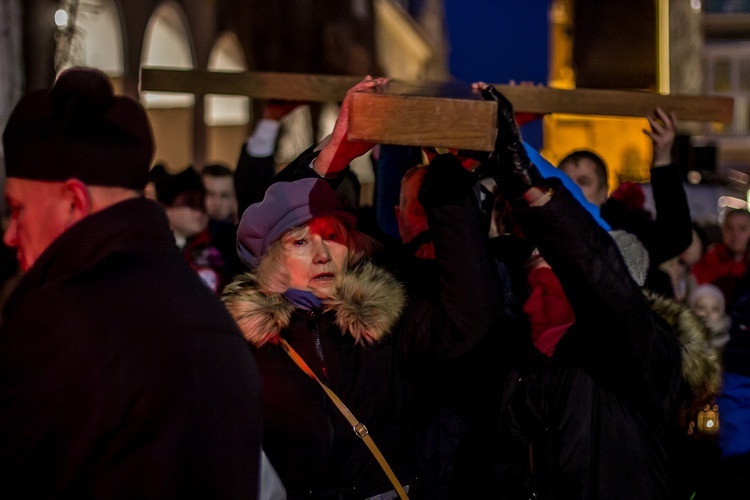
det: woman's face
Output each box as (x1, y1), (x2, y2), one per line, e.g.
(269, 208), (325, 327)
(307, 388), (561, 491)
(280, 216), (349, 299)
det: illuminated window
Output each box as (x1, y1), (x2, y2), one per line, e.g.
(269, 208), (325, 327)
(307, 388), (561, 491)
(141, 2), (194, 108)
(205, 33), (249, 127)
(713, 59), (731, 92)
(705, 42), (750, 134)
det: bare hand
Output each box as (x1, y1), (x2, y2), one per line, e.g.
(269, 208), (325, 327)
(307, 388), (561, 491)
(644, 107), (677, 168)
(314, 75), (389, 177)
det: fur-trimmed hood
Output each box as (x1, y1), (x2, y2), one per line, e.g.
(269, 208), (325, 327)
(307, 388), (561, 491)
(645, 290), (722, 402)
(223, 262), (406, 347)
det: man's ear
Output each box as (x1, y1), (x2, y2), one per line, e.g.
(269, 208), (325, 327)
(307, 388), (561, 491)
(63, 178), (92, 226)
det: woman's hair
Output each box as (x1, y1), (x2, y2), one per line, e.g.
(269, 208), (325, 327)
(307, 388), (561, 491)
(256, 240), (291, 294)
(256, 217), (381, 294)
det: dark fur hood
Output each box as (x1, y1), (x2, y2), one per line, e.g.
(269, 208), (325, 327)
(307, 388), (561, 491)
(223, 262), (406, 347)
(645, 290), (722, 402)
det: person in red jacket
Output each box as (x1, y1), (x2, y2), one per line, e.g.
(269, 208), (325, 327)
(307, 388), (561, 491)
(692, 208), (750, 307)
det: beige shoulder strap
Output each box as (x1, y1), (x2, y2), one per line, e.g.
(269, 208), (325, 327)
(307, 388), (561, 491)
(279, 339), (409, 500)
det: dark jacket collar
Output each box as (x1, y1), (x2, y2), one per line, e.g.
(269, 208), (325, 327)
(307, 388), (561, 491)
(5, 198), (175, 314)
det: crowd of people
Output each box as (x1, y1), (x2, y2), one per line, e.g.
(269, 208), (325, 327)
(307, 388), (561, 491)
(0, 66), (748, 499)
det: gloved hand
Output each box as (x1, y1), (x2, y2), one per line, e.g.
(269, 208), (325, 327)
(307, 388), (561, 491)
(480, 85), (544, 200)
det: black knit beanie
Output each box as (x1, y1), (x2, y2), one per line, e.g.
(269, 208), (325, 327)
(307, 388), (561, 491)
(2, 67), (154, 190)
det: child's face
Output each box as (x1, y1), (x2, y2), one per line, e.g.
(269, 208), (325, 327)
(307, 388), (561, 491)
(693, 295), (724, 323)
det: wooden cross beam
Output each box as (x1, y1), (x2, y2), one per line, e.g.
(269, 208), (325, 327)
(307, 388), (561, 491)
(141, 68), (734, 151)
(141, 68), (364, 102)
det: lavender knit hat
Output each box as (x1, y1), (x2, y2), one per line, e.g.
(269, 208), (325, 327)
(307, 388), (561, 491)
(236, 178), (356, 268)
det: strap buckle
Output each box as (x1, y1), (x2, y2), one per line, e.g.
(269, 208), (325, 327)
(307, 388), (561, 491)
(353, 422), (369, 439)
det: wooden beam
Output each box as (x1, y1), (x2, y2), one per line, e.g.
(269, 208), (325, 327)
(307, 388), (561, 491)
(141, 68), (733, 121)
(140, 68), (734, 150)
(348, 82), (734, 150)
(348, 81), (498, 151)
(492, 84), (733, 123)
(141, 67), (363, 102)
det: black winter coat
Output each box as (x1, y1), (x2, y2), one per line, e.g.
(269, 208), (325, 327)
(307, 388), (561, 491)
(515, 182), (684, 500)
(0, 198), (262, 499)
(224, 154), (503, 498)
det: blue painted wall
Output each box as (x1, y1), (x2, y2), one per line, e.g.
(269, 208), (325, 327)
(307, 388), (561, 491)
(443, 0), (550, 148)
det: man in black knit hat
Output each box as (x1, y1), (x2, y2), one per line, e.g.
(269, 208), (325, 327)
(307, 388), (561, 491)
(0, 67), (262, 499)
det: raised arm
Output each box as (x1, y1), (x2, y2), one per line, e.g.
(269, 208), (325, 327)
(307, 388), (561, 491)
(270, 77), (388, 186)
(642, 108), (693, 263)
(234, 101), (306, 213)
(646, 107), (677, 168)
(312, 76), (388, 178)
(478, 83), (680, 401)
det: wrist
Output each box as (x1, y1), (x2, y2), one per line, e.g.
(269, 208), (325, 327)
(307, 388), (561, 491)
(311, 151), (347, 178)
(653, 152), (671, 168)
(310, 155), (333, 177)
(523, 186), (554, 206)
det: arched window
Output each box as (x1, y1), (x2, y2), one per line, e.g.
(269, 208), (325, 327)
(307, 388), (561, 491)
(140, 2), (194, 171)
(141, 2), (194, 108)
(205, 32), (249, 126)
(204, 32), (251, 166)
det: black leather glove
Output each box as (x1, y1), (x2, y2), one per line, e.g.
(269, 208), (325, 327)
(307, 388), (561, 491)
(480, 85), (544, 200)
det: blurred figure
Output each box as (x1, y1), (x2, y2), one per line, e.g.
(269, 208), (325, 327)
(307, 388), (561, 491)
(200, 163), (243, 285)
(689, 284), (730, 350)
(715, 280), (750, 496)
(692, 208), (750, 308)
(0, 67), (261, 498)
(155, 167), (208, 242)
(601, 109), (693, 298)
(153, 166), (225, 293)
(234, 100), (306, 215)
(201, 163), (238, 231)
(557, 110), (692, 300)
(659, 227), (704, 302)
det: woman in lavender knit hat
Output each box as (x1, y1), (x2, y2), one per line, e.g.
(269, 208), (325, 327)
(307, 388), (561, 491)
(223, 78), (506, 499)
